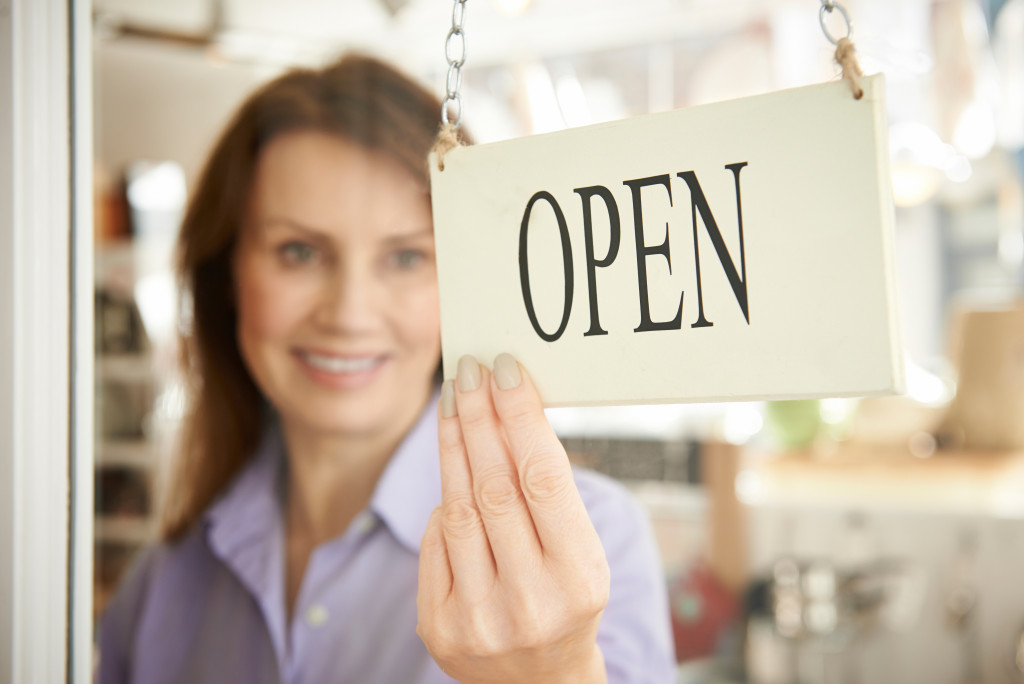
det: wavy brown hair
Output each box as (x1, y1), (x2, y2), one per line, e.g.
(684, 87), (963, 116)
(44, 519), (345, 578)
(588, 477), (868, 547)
(162, 54), (468, 542)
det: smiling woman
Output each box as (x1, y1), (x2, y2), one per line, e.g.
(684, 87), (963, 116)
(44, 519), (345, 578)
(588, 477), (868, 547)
(157, 56), (453, 546)
(96, 54), (675, 684)
(234, 132), (441, 457)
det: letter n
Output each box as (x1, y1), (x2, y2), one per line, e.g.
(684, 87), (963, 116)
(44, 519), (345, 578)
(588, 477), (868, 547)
(677, 162), (749, 329)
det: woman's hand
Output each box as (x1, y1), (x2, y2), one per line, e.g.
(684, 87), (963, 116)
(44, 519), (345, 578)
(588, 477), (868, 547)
(417, 353), (610, 684)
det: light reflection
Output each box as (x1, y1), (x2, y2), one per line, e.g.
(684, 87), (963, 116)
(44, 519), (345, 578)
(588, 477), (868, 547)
(952, 101), (997, 160)
(493, 0), (531, 17)
(904, 359), (952, 406)
(735, 469), (764, 506)
(889, 121), (973, 207)
(133, 271), (176, 348)
(722, 404), (764, 445)
(554, 72), (591, 128)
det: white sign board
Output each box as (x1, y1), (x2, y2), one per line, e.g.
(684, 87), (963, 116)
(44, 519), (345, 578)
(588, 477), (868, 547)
(431, 74), (904, 406)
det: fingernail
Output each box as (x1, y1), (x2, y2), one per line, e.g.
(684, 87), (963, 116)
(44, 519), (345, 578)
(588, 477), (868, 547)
(440, 379), (457, 418)
(493, 353), (521, 390)
(456, 355), (480, 392)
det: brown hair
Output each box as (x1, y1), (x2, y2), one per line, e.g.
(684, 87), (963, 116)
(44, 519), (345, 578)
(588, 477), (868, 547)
(162, 54), (468, 541)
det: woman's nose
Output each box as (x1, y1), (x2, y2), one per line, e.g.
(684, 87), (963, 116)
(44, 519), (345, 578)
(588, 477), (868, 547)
(313, 263), (381, 332)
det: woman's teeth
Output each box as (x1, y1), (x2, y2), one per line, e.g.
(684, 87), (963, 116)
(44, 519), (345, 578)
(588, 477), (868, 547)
(302, 352), (381, 373)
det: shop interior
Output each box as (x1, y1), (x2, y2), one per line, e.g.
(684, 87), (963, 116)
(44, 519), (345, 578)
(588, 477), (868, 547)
(91, 0), (1024, 681)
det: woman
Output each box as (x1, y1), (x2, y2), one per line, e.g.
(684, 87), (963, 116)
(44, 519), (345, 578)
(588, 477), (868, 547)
(99, 54), (675, 683)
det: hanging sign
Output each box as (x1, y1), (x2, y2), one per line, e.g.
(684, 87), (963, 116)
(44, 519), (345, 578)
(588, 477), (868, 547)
(430, 74), (904, 406)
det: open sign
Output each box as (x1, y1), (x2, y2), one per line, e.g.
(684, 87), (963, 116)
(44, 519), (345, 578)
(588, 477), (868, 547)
(431, 74), (904, 406)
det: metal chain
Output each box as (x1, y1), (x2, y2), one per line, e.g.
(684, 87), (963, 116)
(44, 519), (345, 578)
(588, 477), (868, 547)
(441, 0), (468, 128)
(819, 0), (853, 46)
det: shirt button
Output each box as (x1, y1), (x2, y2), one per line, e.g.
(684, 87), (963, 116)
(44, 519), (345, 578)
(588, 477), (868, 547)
(305, 604), (329, 628)
(357, 513), (376, 534)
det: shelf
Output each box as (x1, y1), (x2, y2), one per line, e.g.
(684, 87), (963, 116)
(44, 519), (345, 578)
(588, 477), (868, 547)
(98, 353), (154, 383)
(95, 516), (158, 546)
(97, 439), (155, 468)
(95, 235), (176, 293)
(743, 442), (1024, 519)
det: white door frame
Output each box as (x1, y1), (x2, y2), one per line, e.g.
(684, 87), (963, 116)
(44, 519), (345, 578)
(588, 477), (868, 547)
(0, 0), (93, 681)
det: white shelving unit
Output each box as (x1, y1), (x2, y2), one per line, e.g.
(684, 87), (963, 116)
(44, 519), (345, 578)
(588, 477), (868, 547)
(94, 235), (179, 613)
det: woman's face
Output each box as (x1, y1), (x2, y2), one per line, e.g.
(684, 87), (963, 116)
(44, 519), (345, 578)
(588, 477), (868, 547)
(233, 130), (440, 443)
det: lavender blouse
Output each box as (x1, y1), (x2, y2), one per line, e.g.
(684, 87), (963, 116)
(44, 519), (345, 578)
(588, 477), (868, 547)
(98, 403), (676, 683)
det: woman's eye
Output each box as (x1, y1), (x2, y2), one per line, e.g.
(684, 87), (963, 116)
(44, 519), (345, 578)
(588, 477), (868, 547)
(278, 241), (317, 265)
(390, 249), (426, 270)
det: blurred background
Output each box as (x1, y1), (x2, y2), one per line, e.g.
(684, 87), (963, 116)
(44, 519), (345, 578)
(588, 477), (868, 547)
(90, 0), (1024, 682)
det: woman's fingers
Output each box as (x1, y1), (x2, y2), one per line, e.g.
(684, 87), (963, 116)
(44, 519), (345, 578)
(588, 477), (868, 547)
(437, 379), (496, 597)
(424, 356), (610, 683)
(488, 353), (600, 564)
(453, 356), (542, 576)
(417, 506), (452, 606)
(438, 379), (473, 501)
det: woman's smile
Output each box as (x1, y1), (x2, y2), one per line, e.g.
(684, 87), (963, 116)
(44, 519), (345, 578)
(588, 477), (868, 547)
(292, 348), (390, 389)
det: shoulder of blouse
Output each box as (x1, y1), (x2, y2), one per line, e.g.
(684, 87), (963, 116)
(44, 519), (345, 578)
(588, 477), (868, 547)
(96, 520), (220, 682)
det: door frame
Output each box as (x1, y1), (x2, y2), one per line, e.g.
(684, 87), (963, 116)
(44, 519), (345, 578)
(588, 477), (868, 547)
(0, 0), (93, 681)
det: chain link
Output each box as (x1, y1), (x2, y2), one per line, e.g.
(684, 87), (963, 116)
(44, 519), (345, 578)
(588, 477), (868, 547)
(441, 0), (468, 127)
(819, 0), (853, 46)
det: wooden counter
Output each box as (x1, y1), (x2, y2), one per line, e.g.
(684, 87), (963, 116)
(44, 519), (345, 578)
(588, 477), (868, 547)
(743, 441), (1024, 518)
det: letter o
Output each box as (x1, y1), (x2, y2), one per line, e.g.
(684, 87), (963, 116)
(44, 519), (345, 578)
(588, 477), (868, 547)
(519, 191), (574, 342)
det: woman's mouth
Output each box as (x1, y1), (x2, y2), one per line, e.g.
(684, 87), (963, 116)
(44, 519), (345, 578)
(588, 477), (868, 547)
(300, 352), (382, 373)
(294, 349), (388, 388)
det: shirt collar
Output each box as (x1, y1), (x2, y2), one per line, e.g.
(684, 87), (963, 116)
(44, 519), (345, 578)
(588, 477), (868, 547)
(369, 391), (442, 554)
(205, 425), (284, 558)
(205, 392), (442, 560)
